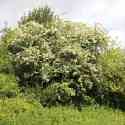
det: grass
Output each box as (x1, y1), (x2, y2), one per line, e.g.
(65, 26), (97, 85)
(0, 98), (125, 125)
(15, 107), (125, 125)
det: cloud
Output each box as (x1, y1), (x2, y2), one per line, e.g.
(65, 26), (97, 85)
(109, 30), (125, 48)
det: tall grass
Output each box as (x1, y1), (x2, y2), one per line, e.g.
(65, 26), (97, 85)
(0, 98), (125, 125)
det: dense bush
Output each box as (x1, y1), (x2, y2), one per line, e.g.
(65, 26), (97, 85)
(99, 48), (125, 92)
(1, 6), (125, 109)
(7, 20), (110, 107)
(97, 48), (125, 109)
(0, 27), (19, 74)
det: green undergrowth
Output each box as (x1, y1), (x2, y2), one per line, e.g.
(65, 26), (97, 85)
(0, 73), (19, 98)
(0, 97), (125, 125)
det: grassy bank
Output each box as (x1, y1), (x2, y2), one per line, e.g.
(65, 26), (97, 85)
(0, 98), (125, 125)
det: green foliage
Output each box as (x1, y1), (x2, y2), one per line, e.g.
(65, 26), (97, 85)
(1, 6), (125, 109)
(96, 48), (125, 109)
(0, 105), (125, 125)
(0, 42), (11, 73)
(19, 6), (56, 26)
(39, 82), (76, 106)
(7, 18), (110, 107)
(0, 97), (41, 121)
(1, 6), (125, 125)
(99, 48), (125, 92)
(0, 74), (19, 98)
(0, 27), (19, 73)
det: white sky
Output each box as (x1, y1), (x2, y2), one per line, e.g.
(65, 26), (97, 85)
(0, 0), (125, 47)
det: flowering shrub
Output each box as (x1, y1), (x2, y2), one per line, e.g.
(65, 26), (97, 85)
(2, 7), (125, 109)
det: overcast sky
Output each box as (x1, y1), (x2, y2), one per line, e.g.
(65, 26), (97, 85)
(0, 0), (125, 47)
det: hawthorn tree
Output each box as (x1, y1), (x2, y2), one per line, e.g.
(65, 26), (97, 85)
(1, 6), (125, 109)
